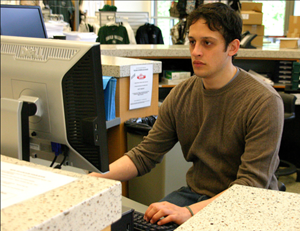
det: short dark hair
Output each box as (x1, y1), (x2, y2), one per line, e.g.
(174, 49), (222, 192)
(187, 2), (242, 50)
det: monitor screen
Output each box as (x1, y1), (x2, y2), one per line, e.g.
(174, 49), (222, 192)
(1, 35), (109, 173)
(0, 4), (48, 38)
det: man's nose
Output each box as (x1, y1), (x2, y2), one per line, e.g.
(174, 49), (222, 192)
(191, 43), (203, 57)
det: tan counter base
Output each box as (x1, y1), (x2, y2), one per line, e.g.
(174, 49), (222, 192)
(107, 74), (159, 196)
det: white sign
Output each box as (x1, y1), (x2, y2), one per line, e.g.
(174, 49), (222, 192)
(1, 162), (77, 209)
(129, 64), (153, 110)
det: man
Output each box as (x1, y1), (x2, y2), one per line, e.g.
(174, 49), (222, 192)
(90, 2), (284, 226)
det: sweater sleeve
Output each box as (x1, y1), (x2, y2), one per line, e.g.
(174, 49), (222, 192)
(230, 93), (284, 189)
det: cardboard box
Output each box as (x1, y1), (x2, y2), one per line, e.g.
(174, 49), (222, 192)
(288, 16), (300, 35)
(165, 71), (191, 80)
(161, 77), (187, 85)
(241, 2), (262, 12)
(279, 38), (300, 49)
(241, 11), (263, 25)
(242, 25), (265, 36)
(287, 32), (300, 38)
(251, 35), (264, 47)
(20, 1), (39, 5)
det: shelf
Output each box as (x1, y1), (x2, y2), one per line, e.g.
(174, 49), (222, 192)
(159, 84), (177, 88)
(273, 84), (285, 89)
(106, 117), (120, 129)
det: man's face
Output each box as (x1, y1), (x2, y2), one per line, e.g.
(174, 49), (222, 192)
(188, 19), (232, 80)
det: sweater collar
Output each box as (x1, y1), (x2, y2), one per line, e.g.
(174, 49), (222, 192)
(201, 67), (241, 95)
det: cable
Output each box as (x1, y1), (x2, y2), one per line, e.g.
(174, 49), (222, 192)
(50, 155), (57, 167)
(54, 153), (67, 169)
(50, 142), (62, 167)
(49, 143), (69, 169)
(54, 145), (69, 169)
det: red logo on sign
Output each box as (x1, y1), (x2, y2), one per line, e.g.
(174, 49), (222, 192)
(137, 74), (146, 79)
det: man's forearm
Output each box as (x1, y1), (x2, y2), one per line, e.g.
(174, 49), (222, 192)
(189, 190), (226, 214)
(89, 155), (138, 181)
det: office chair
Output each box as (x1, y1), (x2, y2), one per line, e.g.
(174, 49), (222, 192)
(276, 92), (298, 188)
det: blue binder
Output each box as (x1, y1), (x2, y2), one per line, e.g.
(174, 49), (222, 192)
(102, 76), (117, 121)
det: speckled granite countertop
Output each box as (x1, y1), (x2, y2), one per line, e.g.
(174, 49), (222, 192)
(100, 45), (299, 78)
(101, 55), (162, 78)
(1, 155), (122, 231)
(100, 44), (300, 59)
(175, 184), (300, 231)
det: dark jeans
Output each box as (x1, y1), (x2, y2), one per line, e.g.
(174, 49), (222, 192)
(159, 186), (211, 207)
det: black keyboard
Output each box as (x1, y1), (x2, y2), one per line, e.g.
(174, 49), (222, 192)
(133, 211), (179, 231)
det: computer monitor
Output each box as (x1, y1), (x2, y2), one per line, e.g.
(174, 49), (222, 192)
(0, 4), (48, 38)
(1, 35), (109, 173)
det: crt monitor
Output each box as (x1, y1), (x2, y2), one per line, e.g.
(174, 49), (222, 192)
(1, 35), (109, 173)
(0, 4), (48, 38)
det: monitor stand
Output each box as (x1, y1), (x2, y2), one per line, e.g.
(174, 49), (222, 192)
(1, 98), (36, 161)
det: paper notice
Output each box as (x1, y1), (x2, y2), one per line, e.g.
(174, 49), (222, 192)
(129, 64), (153, 110)
(1, 162), (77, 209)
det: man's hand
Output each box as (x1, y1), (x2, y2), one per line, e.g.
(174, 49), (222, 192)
(144, 201), (192, 225)
(143, 190), (226, 226)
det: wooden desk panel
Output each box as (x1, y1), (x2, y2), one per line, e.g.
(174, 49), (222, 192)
(107, 74), (159, 196)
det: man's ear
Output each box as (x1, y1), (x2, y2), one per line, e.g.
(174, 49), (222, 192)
(228, 39), (240, 57)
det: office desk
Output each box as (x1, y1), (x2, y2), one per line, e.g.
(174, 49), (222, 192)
(122, 185), (299, 230)
(176, 185), (300, 231)
(1, 155), (122, 231)
(100, 44), (300, 90)
(101, 56), (162, 196)
(101, 46), (300, 169)
(100, 44), (299, 58)
(100, 56), (161, 168)
(100, 44), (300, 60)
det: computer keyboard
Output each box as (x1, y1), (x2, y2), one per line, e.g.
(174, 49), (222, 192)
(133, 210), (179, 231)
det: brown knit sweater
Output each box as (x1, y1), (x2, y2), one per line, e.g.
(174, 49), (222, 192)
(126, 68), (284, 197)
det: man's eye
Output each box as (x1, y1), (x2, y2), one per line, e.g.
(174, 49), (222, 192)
(204, 41), (212, 46)
(189, 40), (195, 45)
